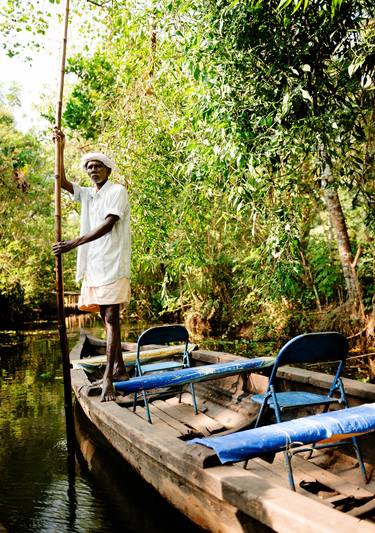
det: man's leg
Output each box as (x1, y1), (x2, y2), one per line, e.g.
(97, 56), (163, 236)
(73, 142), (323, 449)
(99, 304), (128, 402)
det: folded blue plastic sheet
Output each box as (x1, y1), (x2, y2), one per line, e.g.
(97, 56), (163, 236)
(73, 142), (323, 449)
(190, 403), (375, 463)
(113, 357), (275, 394)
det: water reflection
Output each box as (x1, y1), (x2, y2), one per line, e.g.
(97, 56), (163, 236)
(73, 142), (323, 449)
(0, 318), (200, 532)
(64, 313), (151, 343)
(74, 403), (200, 532)
(65, 313), (100, 335)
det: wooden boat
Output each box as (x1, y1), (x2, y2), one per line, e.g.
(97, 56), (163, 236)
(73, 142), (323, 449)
(70, 332), (375, 533)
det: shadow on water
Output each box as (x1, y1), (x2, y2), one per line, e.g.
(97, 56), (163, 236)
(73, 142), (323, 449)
(0, 317), (201, 533)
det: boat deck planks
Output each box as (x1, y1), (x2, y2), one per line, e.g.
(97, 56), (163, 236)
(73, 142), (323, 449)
(348, 498), (375, 518)
(250, 450), (371, 498)
(198, 396), (253, 429)
(221, 471), (375, 533)
(129, 394), (224, 440)
(149, 402), (203, 438)
(133, 405), (184, 436)
(290, 454), (374, 499)
(246, 457), (337, 506)
(152, 398), (224, 436)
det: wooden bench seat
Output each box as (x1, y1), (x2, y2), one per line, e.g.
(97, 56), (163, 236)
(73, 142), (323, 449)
(113, 357), (275, 395)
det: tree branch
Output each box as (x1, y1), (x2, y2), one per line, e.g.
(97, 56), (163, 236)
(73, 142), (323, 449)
(352, 245), (362, 270)
(86, 0), (111, 7)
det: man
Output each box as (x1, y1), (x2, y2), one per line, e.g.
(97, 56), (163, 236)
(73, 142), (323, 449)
(52, 129), (131, 402)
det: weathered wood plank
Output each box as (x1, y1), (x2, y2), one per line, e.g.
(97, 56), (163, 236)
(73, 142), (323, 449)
(277, 366), (375, 402)
(183, 443), (221, 468)
(149, 403), (201, 437)
(72, 343), (196, 367)
(290, 455), (374, 498)
(246, 457), (288, 487)
(192, 349), (247, 364)
(198, 396), (252, 429)
(153, 399), (223, 436)
(325, 494), (352, 505)
(264, 451), (371, 501)
(168, 393), (255, 437)
(132, 404), (206, 442)
(222, 472), (375, 533)
(247, 457), (335, 506)
(348, 497), (375, 517)
(165, 397), (224, 434)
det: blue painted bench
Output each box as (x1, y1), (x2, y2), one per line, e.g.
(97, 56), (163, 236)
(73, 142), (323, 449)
(189, 403), (375, 463)
(113, 357), (275, 394)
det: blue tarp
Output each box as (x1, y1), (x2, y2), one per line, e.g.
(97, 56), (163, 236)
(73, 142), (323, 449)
(113, 357), (275, 394)
(190, 403), (375, 463)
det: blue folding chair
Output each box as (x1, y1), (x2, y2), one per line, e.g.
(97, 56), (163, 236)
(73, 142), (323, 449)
(133, 325), (198, 423)
(250, 332), (367, 490)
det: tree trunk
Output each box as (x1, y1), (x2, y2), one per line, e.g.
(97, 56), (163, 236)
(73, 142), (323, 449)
(321, 161), (364, 318)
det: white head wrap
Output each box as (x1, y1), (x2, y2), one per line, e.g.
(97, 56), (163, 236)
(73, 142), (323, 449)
(80, 152), (117, 172)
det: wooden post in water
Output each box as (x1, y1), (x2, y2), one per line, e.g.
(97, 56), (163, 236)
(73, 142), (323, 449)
(54, 0), (75, 459)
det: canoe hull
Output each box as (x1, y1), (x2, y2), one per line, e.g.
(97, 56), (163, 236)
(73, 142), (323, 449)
(72, 372), (259, 532)
(71, 334), (375, 533)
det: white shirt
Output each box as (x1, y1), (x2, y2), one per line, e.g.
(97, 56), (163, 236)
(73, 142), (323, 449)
(72, 181), (131, 286)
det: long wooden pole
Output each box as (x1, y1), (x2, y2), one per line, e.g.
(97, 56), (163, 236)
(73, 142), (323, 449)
(54, 0), (75, 459)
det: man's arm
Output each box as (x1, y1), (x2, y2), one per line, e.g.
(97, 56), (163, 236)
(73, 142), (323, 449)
(53, 128), (74, 194)
(52, 214), (119, 255)
(60, 165), (74, 195)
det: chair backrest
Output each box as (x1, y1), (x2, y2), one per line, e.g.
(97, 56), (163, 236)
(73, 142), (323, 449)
(269, 332), (348, 383)
(137, 324), (189, 348)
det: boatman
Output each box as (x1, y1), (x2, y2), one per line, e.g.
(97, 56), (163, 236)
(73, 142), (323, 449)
(52, 129), (131, 402)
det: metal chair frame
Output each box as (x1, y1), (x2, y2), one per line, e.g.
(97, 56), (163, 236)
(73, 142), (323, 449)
(133, 325), (198, 423)
(249, 332), (367, 490)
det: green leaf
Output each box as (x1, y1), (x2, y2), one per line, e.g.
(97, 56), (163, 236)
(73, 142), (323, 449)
(300, 88), (313, 103)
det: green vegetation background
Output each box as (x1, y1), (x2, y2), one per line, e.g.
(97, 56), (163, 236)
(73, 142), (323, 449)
(0, 0), (373, 349)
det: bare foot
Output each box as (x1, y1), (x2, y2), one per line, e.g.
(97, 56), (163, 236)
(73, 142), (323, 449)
(100, 377), (116, 402)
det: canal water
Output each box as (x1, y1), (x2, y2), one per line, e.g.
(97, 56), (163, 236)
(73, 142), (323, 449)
(0, 318), (202, 532)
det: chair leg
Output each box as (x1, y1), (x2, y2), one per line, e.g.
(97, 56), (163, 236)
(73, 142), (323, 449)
(270, 386), (282, 424)
(335, 388), (368, 483)
(133, 365), (141, 412)
(244, 399), (269, 470)
(352, 436), (368, 483)
(306, 404), (332, 459)
(254, 397), (270, 428)
(284, 450), (296, 491)
(142, 390), (152, 423)
(190, 383), (198, 415)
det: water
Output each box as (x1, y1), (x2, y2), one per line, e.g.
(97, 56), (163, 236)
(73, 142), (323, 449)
(0, 319), (201, 532)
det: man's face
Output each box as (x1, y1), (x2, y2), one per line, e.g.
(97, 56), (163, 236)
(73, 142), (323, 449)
(86, 160), (111, 189)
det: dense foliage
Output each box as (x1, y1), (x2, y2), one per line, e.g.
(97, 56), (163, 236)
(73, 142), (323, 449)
(0, 0), (373, 344)
(0, 104), (64, 324)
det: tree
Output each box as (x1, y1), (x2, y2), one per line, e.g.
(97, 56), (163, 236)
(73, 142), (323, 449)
(0, 103), (60, 323)
(194, 0), (374, 319)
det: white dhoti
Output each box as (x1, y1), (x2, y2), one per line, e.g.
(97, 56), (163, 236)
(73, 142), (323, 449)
(78, 276), (131, 313)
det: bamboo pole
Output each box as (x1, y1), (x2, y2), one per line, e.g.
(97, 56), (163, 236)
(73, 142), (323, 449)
(54, 0), (75, 459)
